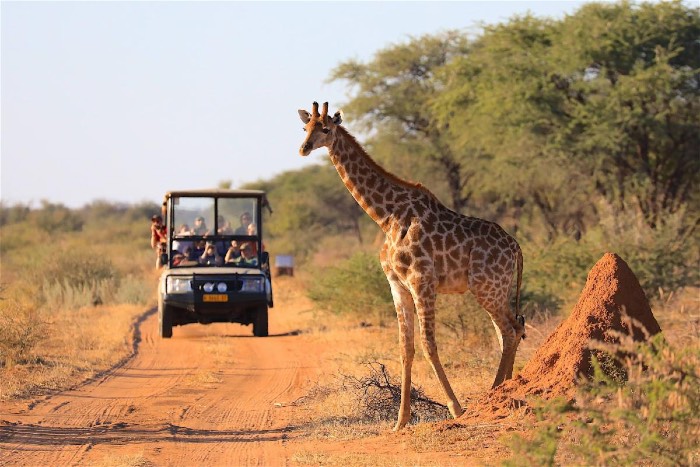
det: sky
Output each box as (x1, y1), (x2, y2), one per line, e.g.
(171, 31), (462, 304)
(1, 1), (590, 209)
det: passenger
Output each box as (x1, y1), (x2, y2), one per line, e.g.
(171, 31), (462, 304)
(231, 242), (258, 267)
(225, 240), (241, 264)
(245, 223), (265, 255)
(234, 211), (253, 235)
(178, 246), (199, 267)
(192, 240), (206, 258)
(172, 224), (192, 253)
(200, 242), (222, 266)
(217, 215), (234, 235)
(215, 216), (233, 255)
(193, 216), (209, 235)
(171, 251), (184, 267)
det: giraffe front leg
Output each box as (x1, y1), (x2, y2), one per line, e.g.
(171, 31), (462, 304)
(387, 277), (415, 431)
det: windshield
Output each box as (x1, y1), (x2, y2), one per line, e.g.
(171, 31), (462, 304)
(169, 196), (261, 268)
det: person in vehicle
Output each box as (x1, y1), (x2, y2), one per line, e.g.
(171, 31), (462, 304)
(172, 223), (192, 253)
(225, 240), (241, 264)
(193, 216), (209, 235)
(192, 240), (206, 258)
(231, 242), (258, 267)
(217, 215), (234, 234)
(200, 242), (222, 266)
(245, 223), (265, 255)
(234, 211), (253, 235)
(177, 246), (198, 267)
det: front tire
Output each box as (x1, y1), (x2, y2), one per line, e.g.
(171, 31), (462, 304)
(253, 306), (268, 337)
(158, 295), (173, 338)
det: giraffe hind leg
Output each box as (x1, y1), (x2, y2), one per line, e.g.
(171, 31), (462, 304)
(413, 291), (463, 420)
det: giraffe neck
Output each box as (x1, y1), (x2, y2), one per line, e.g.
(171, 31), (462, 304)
(328, 126), (430, 231)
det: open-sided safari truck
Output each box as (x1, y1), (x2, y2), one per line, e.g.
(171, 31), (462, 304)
(157, 189), (273, 338)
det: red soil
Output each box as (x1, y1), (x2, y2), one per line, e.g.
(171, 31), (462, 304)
(460, 252), (662, 421)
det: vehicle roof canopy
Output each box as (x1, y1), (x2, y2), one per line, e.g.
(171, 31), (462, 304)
(165, 189), (266, 198)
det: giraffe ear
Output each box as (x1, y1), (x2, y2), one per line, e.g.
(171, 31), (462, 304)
(298, 109), (311, 124)
(331, 110), (343, 125)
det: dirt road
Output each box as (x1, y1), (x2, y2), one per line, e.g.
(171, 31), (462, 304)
(0, 295), (325, 466)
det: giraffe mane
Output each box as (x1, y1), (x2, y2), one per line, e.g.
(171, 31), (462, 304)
(336, 125), (440, 202)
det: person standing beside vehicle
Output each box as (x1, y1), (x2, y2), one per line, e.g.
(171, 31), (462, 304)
(151, 215), (167, 268)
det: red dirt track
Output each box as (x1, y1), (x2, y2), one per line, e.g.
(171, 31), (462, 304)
(0, 298), (325, 466)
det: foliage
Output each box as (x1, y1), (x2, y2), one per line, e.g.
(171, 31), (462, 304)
(0, 298), (45, 367)
(32, 200), (85, 233)
(506, 333), (700, 466)
(1, 199), (155, 397)
(307, 252), (394, 326)
(330, 31), (475, 213)
(436, 1), (700, 231)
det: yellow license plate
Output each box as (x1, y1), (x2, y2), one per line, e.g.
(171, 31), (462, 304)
(203, 294), (228, 303)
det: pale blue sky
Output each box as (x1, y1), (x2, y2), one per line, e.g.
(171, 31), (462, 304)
(2, 1), (589, 208)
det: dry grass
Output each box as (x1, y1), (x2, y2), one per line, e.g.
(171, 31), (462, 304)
(0, 300), (148, 400)
(286, 281), (699, 465)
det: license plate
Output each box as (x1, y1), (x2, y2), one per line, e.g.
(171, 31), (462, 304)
(203, 294), (228, 302)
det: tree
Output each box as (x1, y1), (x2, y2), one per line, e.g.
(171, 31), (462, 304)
(330, 32), (475, 213)
(437, 1), (700, 231)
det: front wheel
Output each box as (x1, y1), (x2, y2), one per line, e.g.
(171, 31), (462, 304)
(158, 295), (173, 338)
(253, 306), (268, 337)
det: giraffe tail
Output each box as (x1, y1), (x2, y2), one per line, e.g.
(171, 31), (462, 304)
(515, 246), (525, 340)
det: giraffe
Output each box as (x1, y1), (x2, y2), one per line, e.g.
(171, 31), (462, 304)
(298, 101), (526, 430)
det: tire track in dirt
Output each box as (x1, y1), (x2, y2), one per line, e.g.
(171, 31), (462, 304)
(0, 296), (324, 466)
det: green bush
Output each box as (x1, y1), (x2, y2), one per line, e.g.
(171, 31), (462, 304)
(307, 252), (394, 326)
(31, 201), (84, 233)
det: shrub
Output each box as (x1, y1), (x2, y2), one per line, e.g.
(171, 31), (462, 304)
(307, 252), (394, 326)
(31, 201), (84, 233)
(39, 251), (120, 308)
(0, 299), (45, 367)
(506, 334), (700, 466)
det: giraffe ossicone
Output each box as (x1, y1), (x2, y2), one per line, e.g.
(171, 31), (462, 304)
(298, 101), (526, 430)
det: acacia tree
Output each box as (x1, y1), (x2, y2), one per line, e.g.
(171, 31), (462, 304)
(329, 32), (475, 213)
(437, 1), (700, 231)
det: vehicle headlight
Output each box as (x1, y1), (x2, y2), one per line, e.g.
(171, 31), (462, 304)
(217, 282), (228, 293)
(240, 277), (264, 292)
(167, 276), (193, 294)
(203, 282), (215, 293)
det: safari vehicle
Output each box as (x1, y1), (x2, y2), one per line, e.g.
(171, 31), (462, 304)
(157, 189), (273, 338)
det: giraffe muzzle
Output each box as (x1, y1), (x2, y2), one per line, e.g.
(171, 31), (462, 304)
(300, 142), (313, 156)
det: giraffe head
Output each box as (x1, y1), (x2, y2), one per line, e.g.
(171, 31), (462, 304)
(298, 101), (343, 156)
